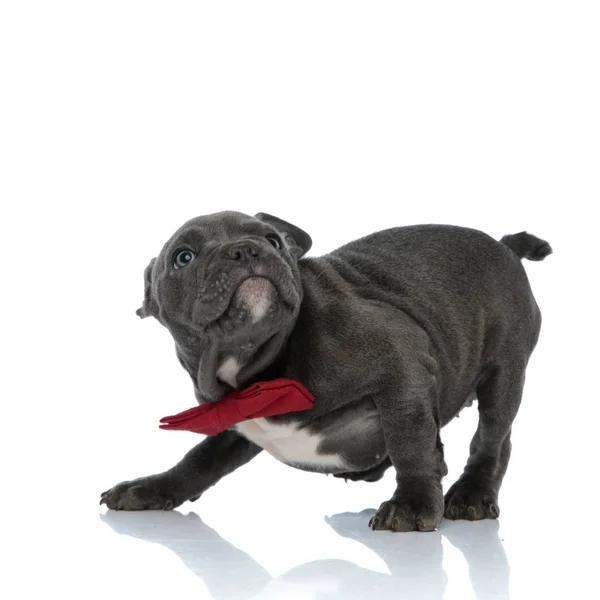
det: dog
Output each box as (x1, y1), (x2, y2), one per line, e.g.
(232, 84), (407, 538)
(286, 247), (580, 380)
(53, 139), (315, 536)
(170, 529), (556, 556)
(100, 211), (551, 532)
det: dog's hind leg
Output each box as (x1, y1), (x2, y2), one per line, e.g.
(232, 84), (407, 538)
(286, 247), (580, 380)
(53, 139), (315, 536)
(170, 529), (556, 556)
(444, 360), (526, 520)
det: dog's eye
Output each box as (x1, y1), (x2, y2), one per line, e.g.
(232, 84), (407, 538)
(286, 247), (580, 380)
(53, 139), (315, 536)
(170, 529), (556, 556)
(265, 234), (282, 250)
(173, 250), (197, 269)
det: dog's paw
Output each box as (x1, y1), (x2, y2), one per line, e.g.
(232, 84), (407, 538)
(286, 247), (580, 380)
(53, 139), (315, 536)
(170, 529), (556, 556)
(444, 477), (500, 520)
(369, 483), (443, 532)
(100, 476), (184, 511)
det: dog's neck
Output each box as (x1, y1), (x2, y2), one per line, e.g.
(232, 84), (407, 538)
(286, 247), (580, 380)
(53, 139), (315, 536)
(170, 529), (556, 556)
(175, 323), (295, 404)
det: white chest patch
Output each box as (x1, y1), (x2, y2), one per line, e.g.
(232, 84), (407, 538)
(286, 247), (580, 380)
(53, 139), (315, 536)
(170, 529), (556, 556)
(235, 419), (346, 470)
(216, 357), (240, 388)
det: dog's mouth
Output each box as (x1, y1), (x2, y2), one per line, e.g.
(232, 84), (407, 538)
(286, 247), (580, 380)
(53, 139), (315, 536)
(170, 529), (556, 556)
(231, 276), (277, 323)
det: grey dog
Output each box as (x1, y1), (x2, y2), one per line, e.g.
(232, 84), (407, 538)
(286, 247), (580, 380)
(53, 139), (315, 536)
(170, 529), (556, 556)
(100, 211), (551, 532)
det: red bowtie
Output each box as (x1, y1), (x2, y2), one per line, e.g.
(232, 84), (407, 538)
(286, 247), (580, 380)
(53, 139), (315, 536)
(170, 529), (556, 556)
(159, 378), (314, 436)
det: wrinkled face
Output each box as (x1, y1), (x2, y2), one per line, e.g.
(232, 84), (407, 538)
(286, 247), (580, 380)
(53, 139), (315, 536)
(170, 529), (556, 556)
(138, 211), (312, 341)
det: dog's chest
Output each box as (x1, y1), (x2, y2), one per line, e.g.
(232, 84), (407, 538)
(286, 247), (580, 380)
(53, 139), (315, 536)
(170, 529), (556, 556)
(235, 419), (346, 471)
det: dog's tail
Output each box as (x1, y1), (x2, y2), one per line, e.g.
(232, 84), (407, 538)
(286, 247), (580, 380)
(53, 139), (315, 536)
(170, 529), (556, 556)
(500, 232), (553, 261)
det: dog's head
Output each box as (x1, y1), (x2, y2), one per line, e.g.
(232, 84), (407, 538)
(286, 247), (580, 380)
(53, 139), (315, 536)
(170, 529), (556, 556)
(137, 211), (311, 396)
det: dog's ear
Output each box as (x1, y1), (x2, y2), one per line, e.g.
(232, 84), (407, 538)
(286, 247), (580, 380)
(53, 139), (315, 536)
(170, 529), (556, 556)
(254, 213), (312, 259)
(136, 258), (158, 319)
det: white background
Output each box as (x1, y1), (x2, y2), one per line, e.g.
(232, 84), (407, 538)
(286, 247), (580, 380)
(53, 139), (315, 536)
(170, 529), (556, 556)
(1, 2), (598, 599)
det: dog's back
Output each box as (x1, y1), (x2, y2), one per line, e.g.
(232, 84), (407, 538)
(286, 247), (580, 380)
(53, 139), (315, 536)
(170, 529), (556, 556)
(329, 224), (551, 346)
(318, 224), (552, 419)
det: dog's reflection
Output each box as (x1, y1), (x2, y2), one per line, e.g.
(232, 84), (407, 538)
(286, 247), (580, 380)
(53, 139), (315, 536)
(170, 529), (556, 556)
(101, 509), (509, 599)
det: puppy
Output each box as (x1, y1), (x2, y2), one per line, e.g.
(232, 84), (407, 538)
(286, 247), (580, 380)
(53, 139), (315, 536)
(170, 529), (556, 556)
(101, 212), (551, 532)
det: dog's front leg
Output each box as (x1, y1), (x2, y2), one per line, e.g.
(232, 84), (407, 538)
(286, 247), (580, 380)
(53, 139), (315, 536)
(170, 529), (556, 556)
(100, 431), (262, 510)
(369, 373), (447, 532)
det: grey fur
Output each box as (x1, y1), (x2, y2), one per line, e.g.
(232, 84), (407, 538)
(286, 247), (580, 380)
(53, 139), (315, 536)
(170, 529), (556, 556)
(101, 211), (551, 532)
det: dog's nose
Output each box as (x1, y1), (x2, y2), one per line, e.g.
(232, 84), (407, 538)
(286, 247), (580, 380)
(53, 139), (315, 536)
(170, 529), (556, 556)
(227, 243), (261, 262)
